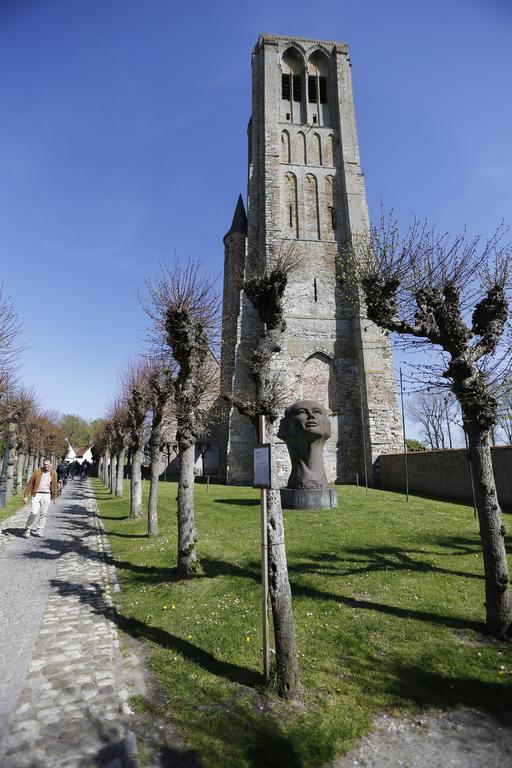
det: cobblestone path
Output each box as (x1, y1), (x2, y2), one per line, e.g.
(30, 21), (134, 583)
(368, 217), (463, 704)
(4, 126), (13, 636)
(0, 480), (137, 768)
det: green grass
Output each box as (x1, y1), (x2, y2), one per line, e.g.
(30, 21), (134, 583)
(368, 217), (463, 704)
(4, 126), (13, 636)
(0, 493), (26, 524)
(92, 478), (512, 767)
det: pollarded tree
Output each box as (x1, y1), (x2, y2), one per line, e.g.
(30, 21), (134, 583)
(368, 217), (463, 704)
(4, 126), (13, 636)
(343, 215), (512, 638)
(33, 413), (64, 465)
(145, 360), (174, 537)
(142, 260), (220, 576)
(227, 248), (302, 700)
(0, 386), (38, 500)
(105, 400), (129, 497)
(120, 360), (151, 518)
(90, 418), (109, 484)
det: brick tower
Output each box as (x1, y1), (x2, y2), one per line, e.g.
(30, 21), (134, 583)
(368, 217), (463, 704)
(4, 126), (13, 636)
(219, 34), (403, 485)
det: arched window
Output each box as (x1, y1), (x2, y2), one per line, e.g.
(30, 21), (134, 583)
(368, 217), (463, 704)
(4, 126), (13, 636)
(283, 172), (299, 238)
(309, 133), (322, 166)
(300, 352), (338, 482)
(301, 352), (337, 410)
(307, 50), (331, 127)
(281, 130), (291, 163)
(281, 48), (305, 124)
(325, 134), (335, 166)
(295, 131), (307, 164)
(324, 175), (337, 236)
(304, 174), (320, 240)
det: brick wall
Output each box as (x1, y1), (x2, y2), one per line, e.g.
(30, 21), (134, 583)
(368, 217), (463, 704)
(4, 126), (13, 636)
(378, 446), (512, 509)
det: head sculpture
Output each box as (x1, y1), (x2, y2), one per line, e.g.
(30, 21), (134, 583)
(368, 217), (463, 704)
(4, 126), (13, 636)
(277, 399), (331, 490)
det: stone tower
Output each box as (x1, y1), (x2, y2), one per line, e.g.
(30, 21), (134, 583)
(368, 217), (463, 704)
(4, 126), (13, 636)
(219, 33), (403, 485)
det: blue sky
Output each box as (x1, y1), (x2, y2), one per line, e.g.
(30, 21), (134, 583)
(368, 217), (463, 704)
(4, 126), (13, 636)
(1, 0), (511, 431)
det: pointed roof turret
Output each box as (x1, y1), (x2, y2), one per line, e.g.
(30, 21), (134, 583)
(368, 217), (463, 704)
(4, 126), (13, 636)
(223, 194), (247, 243)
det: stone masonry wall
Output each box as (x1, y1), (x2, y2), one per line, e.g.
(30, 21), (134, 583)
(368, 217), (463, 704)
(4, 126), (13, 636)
(378, 446), (512, 509)
(220, 34), (403, 485)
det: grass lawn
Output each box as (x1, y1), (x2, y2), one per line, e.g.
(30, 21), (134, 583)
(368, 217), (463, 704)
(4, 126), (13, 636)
(0, 493), (26, 525)
(92, 478), (512, 767)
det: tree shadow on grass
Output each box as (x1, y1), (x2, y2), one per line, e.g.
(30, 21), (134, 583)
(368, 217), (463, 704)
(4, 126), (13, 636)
(158, 745), (200, 768)
(374, 658), (511, 713)
(159, 720), (304, 768)
(295, 546), (484, 582)
(50, 579), (262, 690)
(201, 556), (484, 634)
(421, 535), (482, 555)
(245, 721), (304, 768)
(19, 519), (179, 582)
(214, 499), (260, 507)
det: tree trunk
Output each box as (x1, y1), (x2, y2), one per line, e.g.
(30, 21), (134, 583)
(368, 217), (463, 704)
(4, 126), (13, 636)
(5, 428), (16, 502)
(115, 447), (125, 497)
(110, 453), (117, 494)
(147, 439), (160, 537)
(130, 446), (143, 518)
(16, 452), (25, 495)
(466, 423), (512, 637)
(177, 442), (198, 576)
(24, 453), (32, 484)
(26, 453), (35, 482)
(104, 450), (110, 486)
(266, 489), (302, 699)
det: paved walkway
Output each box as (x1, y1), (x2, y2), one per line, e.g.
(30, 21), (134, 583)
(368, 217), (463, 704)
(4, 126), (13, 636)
(0, 480), (137, 768)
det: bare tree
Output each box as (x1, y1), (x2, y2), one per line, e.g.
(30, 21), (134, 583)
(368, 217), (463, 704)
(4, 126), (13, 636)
(343, 214), (512, 638)
(145, 361), (174, 537)
(408, 391), (460, 449)
(0, 387), (38, 500)
(0, 283), (22, 399)
(227, 248), (302, 700)
(120, 360), (151, 518)
(142, 259), (220, 576)
(106, 400), (129, 497)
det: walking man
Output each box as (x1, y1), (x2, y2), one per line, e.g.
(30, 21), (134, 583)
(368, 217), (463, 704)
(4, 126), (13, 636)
(22, 458), (58, 538)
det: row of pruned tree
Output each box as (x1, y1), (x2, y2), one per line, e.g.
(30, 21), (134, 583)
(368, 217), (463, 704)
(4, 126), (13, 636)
(96, 210), (512, 709)
(95, 256), (304, 699)
(94, 263), (219, 580)
(0, 284), (95, 504)
(0, 386), (68, 500)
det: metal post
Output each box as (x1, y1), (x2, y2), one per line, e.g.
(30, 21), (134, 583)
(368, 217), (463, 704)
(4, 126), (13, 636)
(206, 475), (210, 493)
(359, 389), (368, 492)
(259, 414), (270, 682)
(355, 472), (359, 487)
(400, 369), (409, 502)
(445, 399), (453, 449)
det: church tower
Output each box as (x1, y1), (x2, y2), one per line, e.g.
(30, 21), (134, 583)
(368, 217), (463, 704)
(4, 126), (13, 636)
(220, 34), (403, 485)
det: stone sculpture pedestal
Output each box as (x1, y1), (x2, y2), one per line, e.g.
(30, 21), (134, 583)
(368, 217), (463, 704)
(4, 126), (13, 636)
(280, 488), (337, 510)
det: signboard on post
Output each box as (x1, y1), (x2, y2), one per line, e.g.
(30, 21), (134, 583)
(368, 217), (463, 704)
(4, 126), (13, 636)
(253, 444), (271, 489)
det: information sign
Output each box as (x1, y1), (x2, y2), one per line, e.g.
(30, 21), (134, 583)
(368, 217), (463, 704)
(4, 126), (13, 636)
(253, 444), (271, 488)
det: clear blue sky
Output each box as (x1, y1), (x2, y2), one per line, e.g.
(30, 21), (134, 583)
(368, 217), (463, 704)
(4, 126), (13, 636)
(1, 0), (511, 425)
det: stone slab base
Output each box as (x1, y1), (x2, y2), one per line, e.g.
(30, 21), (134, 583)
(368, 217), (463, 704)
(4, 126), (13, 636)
(280, 488), (338, 510)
